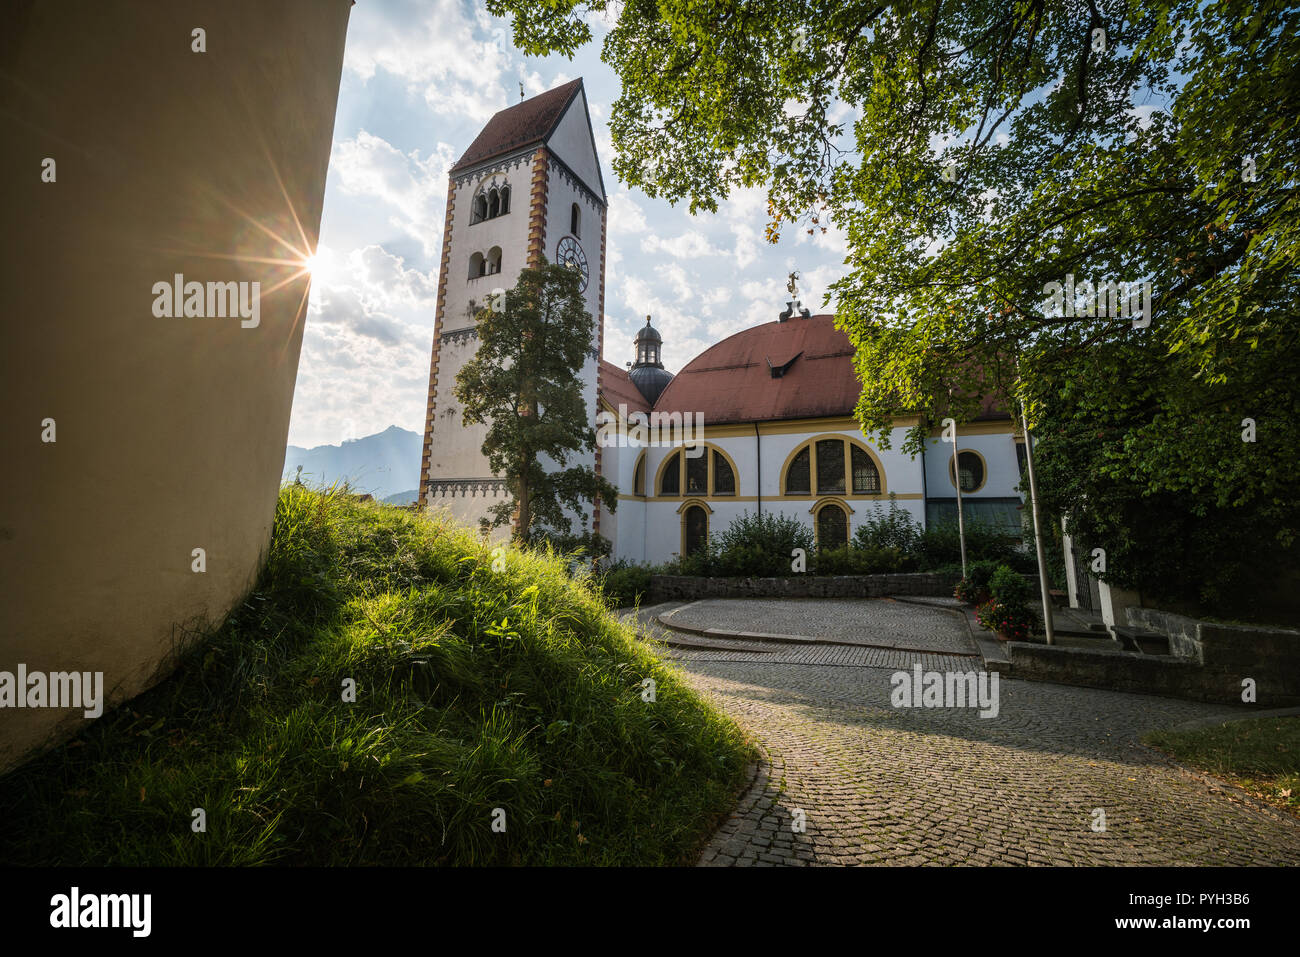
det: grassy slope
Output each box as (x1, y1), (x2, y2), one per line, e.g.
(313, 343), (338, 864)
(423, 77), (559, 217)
(1145, 716), (1300, 819)
(0, 487), (753, 865)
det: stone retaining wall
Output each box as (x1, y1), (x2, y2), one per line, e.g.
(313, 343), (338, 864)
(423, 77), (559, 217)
(1126, 607), (1300, 701)
(650, 572), (960, 602)
(1006, 607), (1300, 706)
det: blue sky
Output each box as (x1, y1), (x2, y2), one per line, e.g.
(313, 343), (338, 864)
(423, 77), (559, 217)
(286, 0), (854, 448)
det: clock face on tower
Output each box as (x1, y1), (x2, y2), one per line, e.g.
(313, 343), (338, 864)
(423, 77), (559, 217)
(556, 236), (589, 293)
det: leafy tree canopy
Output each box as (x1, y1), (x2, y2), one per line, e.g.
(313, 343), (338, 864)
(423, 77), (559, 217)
(488, 0), (1300, 584)
(454, 260), (618, 546)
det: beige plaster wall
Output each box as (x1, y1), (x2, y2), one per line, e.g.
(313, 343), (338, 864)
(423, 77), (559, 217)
(0, 0), (353, 772)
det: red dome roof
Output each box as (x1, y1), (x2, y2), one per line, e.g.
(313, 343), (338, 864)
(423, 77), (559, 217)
(651, 314), (861, 425)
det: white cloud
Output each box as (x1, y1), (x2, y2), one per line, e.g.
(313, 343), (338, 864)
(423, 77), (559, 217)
(345, 245), (438, 310)
(609, 192), (647, 235)
(654, 262), (692, 300)
(641, 229), (724, 259)
(329, 131), (454, 257)
(344, 0), (511, 124)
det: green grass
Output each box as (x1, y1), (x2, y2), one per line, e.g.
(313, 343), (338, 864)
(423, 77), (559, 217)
(0, 486), (754, 865)
(1144, 716), (1300, 819)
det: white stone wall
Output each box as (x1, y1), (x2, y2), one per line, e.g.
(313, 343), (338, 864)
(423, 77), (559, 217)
(922, 429), (1022, 501)
(607, 424), (942, 565)
(426, 151), (536, 528)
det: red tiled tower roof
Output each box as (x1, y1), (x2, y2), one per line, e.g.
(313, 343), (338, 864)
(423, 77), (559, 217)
(450, 78), (585, 174)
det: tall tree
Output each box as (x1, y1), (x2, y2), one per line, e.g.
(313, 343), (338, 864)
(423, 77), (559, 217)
(488, 0), (1300, 607)
(454, 260), (617, 546)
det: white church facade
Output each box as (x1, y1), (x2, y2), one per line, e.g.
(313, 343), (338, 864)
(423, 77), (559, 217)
(420, 80), (1026, 564)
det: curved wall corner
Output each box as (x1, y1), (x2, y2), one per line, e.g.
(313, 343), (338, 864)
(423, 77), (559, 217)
(0, 0), (353, 773)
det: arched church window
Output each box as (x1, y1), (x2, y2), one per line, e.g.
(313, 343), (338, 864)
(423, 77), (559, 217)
(488, 188), (500, 219)
(660, 452), (680, 495)
(634, 452), (646, 497)
(473, 193), (488, 223)
(816, 503), (848, 548)
(712, 450), (735, 496)
(683, 505), (708, 556)
(500, 185), (510, 215)
(785, 438), (886, 497)
(816, 439), (845, 494)
(785, 447), (811, 494)
(851, 445), (880, 493)
(486, 246), (502, 275)
(685, 450), (708, 494)
(468, 252), (485, 279)
(571, 203), (581, 238)
(659, 445), (740, 497)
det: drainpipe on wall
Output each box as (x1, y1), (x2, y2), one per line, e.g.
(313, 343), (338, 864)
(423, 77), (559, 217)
(753, 422), (762, 517)
(919, 429), (928, 530)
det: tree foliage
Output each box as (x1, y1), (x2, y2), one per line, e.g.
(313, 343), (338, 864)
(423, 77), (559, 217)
(487, 0), (1300, 611)
(454, 260), (618, 545)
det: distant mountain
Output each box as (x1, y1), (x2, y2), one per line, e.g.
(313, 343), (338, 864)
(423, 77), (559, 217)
(383, 489), (419, 507)
(283, 425), (421, 502)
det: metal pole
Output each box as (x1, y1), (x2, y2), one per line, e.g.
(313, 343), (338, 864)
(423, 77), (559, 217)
(1019, 400), (1056, 645)
(946, 414), (968, 579)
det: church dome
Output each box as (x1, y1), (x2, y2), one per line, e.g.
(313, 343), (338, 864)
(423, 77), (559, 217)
(628, 364), (674, 406)
(651, 314), (857, 424)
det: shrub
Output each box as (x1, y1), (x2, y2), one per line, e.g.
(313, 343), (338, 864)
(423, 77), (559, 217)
(717, 512), (814, 565)
(989, 564), (1033, 609)
(919, 518), (1026, 570)
(976, 598), (1036, 642)
(598, 560), (653, 607)
(854, 495), (922, 554)
(659, 512), (814, 578)
(953, 559), (1000, 604)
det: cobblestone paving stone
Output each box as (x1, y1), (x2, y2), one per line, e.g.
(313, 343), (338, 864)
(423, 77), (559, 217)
(664, 598), (978, 655)
(626, 602), (1300, 866)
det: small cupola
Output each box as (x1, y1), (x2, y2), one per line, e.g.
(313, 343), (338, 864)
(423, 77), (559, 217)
(633, 315), (664, 368)
(629, 314), (673, 405)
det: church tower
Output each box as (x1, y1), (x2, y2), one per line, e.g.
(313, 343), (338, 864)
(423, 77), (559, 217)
(418, 79), (608, 537)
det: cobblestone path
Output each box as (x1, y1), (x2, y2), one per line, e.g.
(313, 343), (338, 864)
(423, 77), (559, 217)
(631, 601), (1300, 866)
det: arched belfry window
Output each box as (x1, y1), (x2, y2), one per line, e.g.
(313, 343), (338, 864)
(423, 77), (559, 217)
(486, 246), (502, 275)
(571, 203), (581, 238)
(784, 437), (884, 497)
(468, 251), (485, 279)
(472, 181), (511, 224)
